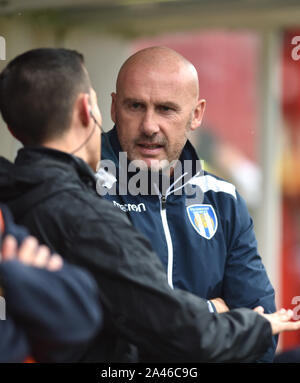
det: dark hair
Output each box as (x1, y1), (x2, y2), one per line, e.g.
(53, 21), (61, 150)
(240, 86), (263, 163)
(0, 48), (91, 145)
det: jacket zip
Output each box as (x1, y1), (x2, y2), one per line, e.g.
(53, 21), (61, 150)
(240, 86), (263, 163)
(154, 172), (190, 291)
(159, 194), (174, 289)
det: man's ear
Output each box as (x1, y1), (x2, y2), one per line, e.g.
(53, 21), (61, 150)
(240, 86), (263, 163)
(111, 92), (117, 124)
(78, 93), (91, 127)
(190, 99), (206, 131)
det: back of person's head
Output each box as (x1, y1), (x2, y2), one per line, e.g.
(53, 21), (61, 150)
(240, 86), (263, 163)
(0, 48), (91, 145)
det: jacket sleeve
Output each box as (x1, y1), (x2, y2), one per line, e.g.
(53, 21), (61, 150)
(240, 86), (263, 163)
(0, 316), (30, 363)
(64, 197), (273, 363)
(222, 191), (277, 362)
(0, 260), (103, 362)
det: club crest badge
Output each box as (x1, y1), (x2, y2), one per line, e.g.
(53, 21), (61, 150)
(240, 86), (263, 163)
(187, 204), (218, 239)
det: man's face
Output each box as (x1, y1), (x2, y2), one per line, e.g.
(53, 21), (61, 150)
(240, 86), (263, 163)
(111, 66), (204, 171)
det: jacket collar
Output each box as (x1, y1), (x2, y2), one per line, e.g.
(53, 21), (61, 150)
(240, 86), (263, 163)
(101, 126), (203, 196)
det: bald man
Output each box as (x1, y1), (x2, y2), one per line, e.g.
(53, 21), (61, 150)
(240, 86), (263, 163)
(99, 46), (277, 362)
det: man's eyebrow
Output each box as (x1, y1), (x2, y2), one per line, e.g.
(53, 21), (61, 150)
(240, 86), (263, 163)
(123, 97), (144, 105)
(122, 98), (181, 111)
(156, 101), (181, 110)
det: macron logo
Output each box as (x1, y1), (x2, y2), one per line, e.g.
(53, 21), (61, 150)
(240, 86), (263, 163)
(113, 200), (146, 213)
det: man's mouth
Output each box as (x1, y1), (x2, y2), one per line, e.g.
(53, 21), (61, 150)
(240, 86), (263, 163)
(138, 143), (163, 149)
(136, 143), (164, 155)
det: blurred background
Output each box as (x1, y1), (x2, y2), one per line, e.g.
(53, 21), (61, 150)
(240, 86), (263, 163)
(1, 0), (300, 353)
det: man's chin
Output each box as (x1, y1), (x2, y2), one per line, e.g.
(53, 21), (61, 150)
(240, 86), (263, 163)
(129, 157), (172, 173)
(129, 158), (159, 171)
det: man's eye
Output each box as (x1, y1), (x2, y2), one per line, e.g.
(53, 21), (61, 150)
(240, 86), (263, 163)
(130, 103), (142, 110)
(158, 105), (172, 113)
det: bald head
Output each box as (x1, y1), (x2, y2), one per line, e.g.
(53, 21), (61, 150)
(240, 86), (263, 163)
(116, 46), (199, 100)
(111, 46), (206, 171)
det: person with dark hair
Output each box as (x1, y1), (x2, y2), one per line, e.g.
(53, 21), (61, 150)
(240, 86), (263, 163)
(0, 49), (91, 146)
(0, 48), (299, 363)
(0, 204), (102, 363)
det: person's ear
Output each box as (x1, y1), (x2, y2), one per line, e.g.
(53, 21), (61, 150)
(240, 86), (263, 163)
(78, 93), (91, 127)
(111, 92), (117, 124)
(190, 99), (206, 131)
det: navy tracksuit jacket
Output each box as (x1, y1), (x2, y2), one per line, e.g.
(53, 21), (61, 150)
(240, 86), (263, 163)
(99, 126), (277, 362)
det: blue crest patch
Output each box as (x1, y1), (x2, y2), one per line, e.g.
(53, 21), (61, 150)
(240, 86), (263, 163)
(187, 204), (218, 239)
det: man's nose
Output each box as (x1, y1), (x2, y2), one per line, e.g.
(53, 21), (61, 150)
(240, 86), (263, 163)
(140, 110), (159, 136)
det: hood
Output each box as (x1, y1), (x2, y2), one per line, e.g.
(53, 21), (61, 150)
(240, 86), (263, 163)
(0, 203), (29, 245)
(0, 146), (96, 218)
(0, 155), (40, 203)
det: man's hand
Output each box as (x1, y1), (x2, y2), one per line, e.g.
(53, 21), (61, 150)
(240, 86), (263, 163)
(210, 297), (229, 313)
(254, 306), (300, 335)
(1, 235), (63, 271)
